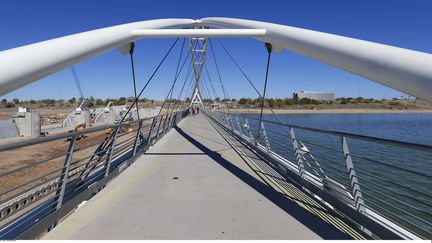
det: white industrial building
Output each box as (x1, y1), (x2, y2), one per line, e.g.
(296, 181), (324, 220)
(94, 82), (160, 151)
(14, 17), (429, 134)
(293, 91), (335, 101)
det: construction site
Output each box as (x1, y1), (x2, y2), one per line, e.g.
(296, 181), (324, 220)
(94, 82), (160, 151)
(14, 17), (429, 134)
(0, 98), (165, 218)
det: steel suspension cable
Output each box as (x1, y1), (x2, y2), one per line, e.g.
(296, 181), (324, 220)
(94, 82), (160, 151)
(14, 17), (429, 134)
(208, 38), (231, 113)
(215, 38), (293, 139)
(201, 74), (213, 101)
(174, 38), (202, 110)
(170, 60), (193, 113)
(199, 69), (215, 103)
(171, 39), (200, 112)
(156, 38), (188, 117)
(128, 42), (141, 121)
(166, 38), (186, 110)
(203, 63), (219, 99)
(119, 37), (179, 124)
(215, 38), (265, 99)
(258, 43), (273, 125)
(84, 38), (180, 177)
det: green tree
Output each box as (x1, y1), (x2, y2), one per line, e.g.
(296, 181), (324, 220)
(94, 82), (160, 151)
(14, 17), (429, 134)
(41, 99), (56, 106)
(87, 100), (95, 108)
(238, 98), (248, 105)
(274, 98), (284, 108)
(96, 99), (104, 106)
(299, 98), (320, 105)
(266, 98), (275, 108)
(68, 97), (76, 104)
(1, 99), (7, 104)
(12, 98), (19, 104)
(284, 98), (293, 106)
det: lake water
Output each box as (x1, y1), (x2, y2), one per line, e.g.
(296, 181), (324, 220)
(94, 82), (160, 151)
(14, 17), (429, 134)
(265, 113), (432, 145)
(241, 112), (432, 237)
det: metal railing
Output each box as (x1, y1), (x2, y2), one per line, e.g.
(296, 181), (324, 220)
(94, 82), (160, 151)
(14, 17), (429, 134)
(204, 109), (432, 240)
(0, 108), (189, 239)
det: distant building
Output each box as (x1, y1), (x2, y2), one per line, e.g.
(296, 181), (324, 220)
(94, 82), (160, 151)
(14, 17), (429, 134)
(293, 91), (335, 101)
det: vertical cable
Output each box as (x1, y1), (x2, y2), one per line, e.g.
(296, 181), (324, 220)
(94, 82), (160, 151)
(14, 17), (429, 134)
(119, 37), (179, 124)
(258, 42), (273, 123)
(129, 42), (140, 121)
(157, 38), (187, 117)
(208, 38), (231, 113)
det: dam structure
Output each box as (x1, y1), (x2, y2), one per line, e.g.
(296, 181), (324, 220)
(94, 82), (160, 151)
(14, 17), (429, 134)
(0, 18), (431, 240)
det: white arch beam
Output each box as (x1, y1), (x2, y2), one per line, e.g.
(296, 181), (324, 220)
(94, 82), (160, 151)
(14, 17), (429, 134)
(1, 17), (431, 103)
(131, 29), (266, 38)
(201, 17), (432, 102)
(0, 19), (196, 96)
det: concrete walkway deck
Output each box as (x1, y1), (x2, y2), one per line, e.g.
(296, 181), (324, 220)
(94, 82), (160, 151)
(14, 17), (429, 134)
(44, 114), (353, 240)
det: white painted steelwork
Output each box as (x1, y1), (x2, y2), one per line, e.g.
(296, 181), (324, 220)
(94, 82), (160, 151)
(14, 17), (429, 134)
(0, 19), (196, 96)
(0, 17), (431, 102)
(131, 29), (266, 38)
(200, 17), (432, 102)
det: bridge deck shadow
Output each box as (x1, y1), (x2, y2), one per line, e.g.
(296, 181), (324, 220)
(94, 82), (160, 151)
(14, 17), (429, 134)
(174, 124), (354, 239)
(43, 114), (362, 240)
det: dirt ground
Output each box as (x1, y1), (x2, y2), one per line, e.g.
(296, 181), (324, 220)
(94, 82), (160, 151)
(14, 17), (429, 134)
(0, 107), (72, 126)
(0, 117), (154, 224)
(0, 107), (172, 229)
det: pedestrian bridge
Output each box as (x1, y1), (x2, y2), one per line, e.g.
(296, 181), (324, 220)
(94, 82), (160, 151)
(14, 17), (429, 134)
(0, 17), (431, 240)
(42, 114), (357, 240)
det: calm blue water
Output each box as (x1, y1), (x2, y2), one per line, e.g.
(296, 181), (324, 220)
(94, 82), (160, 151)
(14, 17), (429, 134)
(267, 113), (432, 146)
(242, 113), (432, 236)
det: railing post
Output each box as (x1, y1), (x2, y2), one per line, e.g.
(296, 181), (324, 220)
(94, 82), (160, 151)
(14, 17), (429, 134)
(147, 117), (156, 146)
(163, 113), (172, 133)
(289, 127), (305, 178)
(220, 112), (225, 125)
(235, 116), (243, 135)
(228, 114), (235, 132)
(342, 136), (366, 213)
(132, 120), (143, 156)
(104, 127), (119, 177)
(56, 135), (77, 210)
(217, 111), (224, 123)
(161, 114), (168, 134)
(169, 112), (174, 128)
(259, 121), (272, 154)
(244, 118), (256, 145)
(220, 112), (227, 126)
(171, 112), (178, 127)
(156, 115), (164, 138)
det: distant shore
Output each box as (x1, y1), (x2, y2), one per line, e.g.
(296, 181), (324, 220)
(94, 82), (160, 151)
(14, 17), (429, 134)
(229, 108), (432, 114)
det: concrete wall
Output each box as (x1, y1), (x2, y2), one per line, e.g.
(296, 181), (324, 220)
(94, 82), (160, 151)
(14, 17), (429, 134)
(0, 120), (20, 139)
(63, 110), (90, 128)
(13, 111), (41, 137)
(94, 106), (161, 125)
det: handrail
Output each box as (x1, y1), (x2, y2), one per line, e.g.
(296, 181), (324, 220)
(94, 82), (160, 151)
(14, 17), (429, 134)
(205, 109), (430, 239)
(240, 114), (432, 153)
(0, 108), (189, 239)
(0, 116), (153, 152)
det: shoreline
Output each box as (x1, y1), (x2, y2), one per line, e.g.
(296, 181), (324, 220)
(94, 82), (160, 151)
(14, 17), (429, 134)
(228, 108), (432, 114)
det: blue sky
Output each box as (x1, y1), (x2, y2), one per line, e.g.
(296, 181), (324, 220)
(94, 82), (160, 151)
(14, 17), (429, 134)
(1, 0), (431, 100)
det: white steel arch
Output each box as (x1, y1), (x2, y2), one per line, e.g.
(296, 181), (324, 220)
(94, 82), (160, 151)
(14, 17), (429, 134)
(0, 17), (431, 102)
(200, 17), (432, 102)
